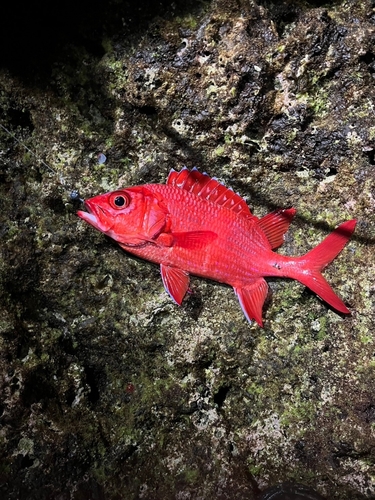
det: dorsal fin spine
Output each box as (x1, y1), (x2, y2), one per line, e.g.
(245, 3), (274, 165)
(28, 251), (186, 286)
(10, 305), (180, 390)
(166, 168), (253, 218)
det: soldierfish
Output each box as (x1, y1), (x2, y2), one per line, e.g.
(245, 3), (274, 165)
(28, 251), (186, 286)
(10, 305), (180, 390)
(77, 168), (356, 326)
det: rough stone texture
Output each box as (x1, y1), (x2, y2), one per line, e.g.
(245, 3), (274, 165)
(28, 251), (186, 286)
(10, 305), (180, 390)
(0, 0), (374, 499)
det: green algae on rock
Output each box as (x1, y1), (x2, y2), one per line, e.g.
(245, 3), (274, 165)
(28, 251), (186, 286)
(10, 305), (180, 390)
(0, 0), (374, 499)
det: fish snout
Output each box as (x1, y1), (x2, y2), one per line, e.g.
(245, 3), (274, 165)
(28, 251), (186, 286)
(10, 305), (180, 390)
(77, 200), (114, 233)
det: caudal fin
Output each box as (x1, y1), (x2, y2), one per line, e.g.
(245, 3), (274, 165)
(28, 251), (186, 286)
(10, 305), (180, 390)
(293, 220), (356, 314)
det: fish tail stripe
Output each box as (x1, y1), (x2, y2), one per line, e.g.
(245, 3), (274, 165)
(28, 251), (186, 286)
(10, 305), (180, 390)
(293, 219), (357, 314)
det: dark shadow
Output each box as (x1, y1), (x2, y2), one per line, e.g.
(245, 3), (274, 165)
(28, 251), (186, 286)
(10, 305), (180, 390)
(0, 0), (207, 83)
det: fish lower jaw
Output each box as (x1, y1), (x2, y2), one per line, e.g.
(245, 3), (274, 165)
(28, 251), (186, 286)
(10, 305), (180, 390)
(77, 210), (98, 226)
(77, 210), (112, 232)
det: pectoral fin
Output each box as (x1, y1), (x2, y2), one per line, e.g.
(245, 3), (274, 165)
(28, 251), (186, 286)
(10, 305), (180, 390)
(233, 279), (269, 327)
(154, 233), (175, 247)
(154, 230), (217, 249)
(160, 264), (190, 305)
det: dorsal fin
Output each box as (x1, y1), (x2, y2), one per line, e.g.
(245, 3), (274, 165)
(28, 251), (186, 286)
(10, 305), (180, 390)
(258, 208), (296, 249)
(167, 168), (253, 217)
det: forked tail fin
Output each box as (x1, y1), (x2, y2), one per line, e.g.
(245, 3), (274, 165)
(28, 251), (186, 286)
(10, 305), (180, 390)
(292, 220), (357, 313)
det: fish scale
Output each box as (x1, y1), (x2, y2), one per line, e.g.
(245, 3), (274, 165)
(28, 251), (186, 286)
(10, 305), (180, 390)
(78, 168), (356, 327)
(131, 184), (269, 282)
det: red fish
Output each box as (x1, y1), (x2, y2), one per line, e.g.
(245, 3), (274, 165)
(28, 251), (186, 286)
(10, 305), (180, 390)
(77, 168), (356, 327)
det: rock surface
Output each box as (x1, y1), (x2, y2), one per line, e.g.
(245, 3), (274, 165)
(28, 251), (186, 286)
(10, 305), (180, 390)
(1, 0), (374, 499)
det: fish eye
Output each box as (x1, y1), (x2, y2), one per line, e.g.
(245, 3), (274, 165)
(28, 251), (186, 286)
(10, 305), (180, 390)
(110, 192), (130, 209)
(115, 196), (125, 206)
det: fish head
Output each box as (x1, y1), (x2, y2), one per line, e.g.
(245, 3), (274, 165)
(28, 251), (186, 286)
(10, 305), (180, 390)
(77, 186), (168, 245)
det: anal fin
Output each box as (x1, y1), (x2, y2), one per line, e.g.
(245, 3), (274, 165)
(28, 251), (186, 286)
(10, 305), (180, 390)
(160, 264), (190, 305)
(234, 279), (269, 327)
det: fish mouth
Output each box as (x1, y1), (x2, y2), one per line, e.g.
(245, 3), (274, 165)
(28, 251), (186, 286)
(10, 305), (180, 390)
(77, 201), (113, 233)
